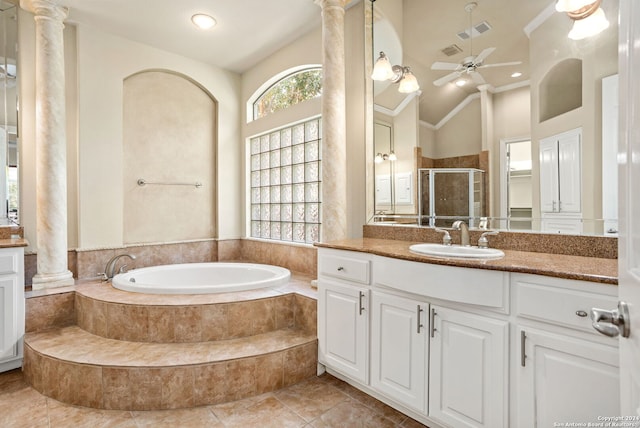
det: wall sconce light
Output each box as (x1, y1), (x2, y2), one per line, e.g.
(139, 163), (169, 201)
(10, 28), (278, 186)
(556, 0), (609, 40)
(372, 52), (420, 93)
(375, 151), (397, 163)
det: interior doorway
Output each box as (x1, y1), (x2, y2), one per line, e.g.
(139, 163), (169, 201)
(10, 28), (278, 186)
(500, 139), (533, 230)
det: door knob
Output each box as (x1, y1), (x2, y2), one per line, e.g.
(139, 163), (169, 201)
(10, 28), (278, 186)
(590, 301), (630, 338)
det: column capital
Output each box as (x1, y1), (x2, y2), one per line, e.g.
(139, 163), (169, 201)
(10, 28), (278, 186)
(20, 0), (68, 21)
(314, 0), (350, 10)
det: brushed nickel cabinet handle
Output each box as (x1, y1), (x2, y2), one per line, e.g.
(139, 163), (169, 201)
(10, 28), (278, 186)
(521, 330), (527, 367)
(358, 291), (365, 315)
(430, 308), (437, 338)
(417, 305), (424, 333)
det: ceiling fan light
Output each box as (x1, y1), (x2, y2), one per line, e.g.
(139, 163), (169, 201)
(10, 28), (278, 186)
(568, 7), (609, 40)
(511, 72), (522, 78)
(388, 151), (397, 161)
(398, 69), (420, 93)
(555, 0), (594, 12)
(455, 79), (467, 87)
(371, 52), (395, 81)
(375, 153), (384, 163)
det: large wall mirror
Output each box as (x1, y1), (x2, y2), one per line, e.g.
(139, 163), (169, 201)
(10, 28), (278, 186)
(370, 0), (619, 236)
(0, 1), (17, 226)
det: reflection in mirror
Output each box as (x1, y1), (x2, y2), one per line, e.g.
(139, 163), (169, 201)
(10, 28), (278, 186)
(0, 1), (17, 225)
(369, 0), (619, 236)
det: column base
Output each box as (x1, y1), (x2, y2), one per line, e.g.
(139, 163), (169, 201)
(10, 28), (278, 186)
(32, 270), (75, 290)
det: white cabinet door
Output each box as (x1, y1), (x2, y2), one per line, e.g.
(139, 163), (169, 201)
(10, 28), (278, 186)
(557, 131), (581, 213)
(517, 327), (619, 427)
(318, 279), (369, 384)
(539, 137), (559, 213)
(429, 306), (508, 428)
(539, 129), (581, 214)
(371, 291), (427, 412)
(0, 276), (18, 362)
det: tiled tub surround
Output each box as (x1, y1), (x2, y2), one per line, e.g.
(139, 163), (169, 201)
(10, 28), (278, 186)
(23, 274), (319, 411)
(24, 238), (318, 286)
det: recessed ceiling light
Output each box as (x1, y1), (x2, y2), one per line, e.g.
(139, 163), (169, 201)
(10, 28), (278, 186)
(455, 79), (467, 87)
(511, 72), (523, 78)
(191, 14), (216, 30)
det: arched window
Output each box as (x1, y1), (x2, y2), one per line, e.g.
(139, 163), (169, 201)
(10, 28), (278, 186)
(252, 68), (322, 120)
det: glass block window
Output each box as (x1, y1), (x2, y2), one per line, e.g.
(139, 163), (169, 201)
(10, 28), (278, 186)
(249, 117), (322, 244)
(253, 68), (322, 120)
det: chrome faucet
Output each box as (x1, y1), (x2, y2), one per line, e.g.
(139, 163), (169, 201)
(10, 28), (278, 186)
(452, 220), (470, 246)
(434, 227), (452, 246)
(102, 254), (136, 281)
(478, 230), (499, 248)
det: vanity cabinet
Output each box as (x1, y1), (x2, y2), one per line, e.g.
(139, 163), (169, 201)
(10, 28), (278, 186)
(0, 247), (25, 373)
(516, 327), (619, 427)
(370, 290), (427, 412)
(513, 274), (619, 427)
(429, 305), (508, 428)
(317, 248), (619, 428)
(317, 250), (371, 384)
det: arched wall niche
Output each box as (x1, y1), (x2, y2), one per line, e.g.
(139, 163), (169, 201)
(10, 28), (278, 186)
(122, 69), (218, 244)
(539, 58), (583, 122)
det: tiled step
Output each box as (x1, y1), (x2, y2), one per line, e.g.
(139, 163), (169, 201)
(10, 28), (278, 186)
(74, 281), (316, 343)
(24, 325), (317, 410)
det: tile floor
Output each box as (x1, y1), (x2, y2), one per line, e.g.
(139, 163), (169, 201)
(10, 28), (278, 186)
(0, 369), (429, 427)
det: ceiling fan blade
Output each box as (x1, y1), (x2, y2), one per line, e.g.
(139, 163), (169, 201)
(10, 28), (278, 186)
(433, 71), (461, 87)
(478, 61), (523, 69)
(474, 47), (496, 64)
(471, 71), (486, 85)
(431, 61), (461, 71)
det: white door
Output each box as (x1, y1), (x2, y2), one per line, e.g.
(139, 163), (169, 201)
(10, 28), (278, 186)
(370, 291), (427, 412)
(318, 280), (369, 383)
(429, 306), (509, 428)
(557, 129), (582, 213)
(539, 137), (558, 213)
(617, 0), (640, 416)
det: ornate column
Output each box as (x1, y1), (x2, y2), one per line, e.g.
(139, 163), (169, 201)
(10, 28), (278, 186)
(20, 0), (74, 288)
(316, 0), (348, 242)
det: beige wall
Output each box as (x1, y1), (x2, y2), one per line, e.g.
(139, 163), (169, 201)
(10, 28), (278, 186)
(434, 98), (482, 158)
(491, 86), (532, 216)
(419, 123), (436, 159)
(20, 2), (368, 256)
(19, 16), (242, 251)
(530, 0), (618, 229)
(241, 3), (367, 238)
(123, 71), (217, 244)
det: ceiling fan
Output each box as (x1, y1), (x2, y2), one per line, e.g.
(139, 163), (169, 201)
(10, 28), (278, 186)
(431, 2), (522, 87)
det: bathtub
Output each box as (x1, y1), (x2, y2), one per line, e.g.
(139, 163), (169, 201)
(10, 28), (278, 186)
(112, 262), (291, 294)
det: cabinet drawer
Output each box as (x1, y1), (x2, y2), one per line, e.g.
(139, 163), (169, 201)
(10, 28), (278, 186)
(374, 255), (509, 310)
(0, 252), (18, 275)
(516, 280), (617, 333)
(319, 253), (371, 285)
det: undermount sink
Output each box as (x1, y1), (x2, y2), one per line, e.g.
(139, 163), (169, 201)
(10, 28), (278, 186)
(409, 243), (505, 259)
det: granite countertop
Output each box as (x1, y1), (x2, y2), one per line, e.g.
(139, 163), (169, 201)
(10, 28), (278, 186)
(0, 238), (29, 248)
(315, 238), (618, 285)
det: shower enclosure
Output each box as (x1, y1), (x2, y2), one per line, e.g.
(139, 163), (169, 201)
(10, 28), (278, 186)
(418, 168), (485, 228)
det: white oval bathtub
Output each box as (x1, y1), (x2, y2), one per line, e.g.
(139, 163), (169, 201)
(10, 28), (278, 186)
(112, 263), (291, 294)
